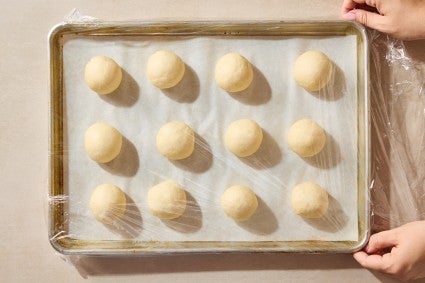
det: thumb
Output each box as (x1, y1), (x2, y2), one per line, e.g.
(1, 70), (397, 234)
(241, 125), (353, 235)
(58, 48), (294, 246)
(353, 9), (385, 31)
(365, 230), (398, 254)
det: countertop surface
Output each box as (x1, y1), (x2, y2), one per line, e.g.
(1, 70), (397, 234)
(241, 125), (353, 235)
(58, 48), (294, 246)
(1, 1), (424, 282)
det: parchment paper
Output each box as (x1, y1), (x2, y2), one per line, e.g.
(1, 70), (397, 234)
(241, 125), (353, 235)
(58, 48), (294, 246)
(62, 34), (358, 241)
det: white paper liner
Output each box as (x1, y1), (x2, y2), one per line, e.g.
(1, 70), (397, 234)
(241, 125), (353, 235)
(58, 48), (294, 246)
(62, 34), (358, 242)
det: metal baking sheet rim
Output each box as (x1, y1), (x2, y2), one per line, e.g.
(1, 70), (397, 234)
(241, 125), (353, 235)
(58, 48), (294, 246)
(48, 21), (370, 255)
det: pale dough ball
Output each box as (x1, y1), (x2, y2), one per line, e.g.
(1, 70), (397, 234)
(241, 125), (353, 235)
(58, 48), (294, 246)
(220, 185), (258, 221)
(215, 52), (254, 92)
(85, 55), (122, 95)
(90, 184), (127, 224)
(287, 118), (326, 157)
(146, 50), (185, 89)
(84, 122), (123, 163)
(156, 121), (195, 160)
(224, 119), (263, 157)
(293, 50), (333, 92)
(291, 182), (329, 218)
(147, 180), (187, 219)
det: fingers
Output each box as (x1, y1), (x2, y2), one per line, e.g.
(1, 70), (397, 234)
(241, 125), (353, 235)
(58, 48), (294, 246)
(365, 230), (398, 254)
(349, 9), (386, 31)
(353, 230), (398, 272)
(341, 0), (379, 15)
(341, 0), (358, 14)
(353, 251), (392, 271)
(342, 10), (357, 21)
(352, 0), (377, 7)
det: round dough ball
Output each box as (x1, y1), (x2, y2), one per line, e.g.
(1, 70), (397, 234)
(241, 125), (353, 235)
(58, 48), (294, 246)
(287, 118), (326, 157)
(224, 119), (263, 157)
(146, 50), (185, 89)
(291, 182), (329, 218)
(156, 121), (195, 160)
(293, 50), (333, 92)
(220, 185), (258, 221)
(84, 122), (123, 163)
(90, 184), (127, 224)
(85, 55), (122, 95)
(147, 180), (187, 219)
(215, 52), (253, 92)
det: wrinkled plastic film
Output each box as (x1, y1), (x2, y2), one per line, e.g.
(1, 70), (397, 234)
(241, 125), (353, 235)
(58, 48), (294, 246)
(64, 9), (98, 23)
(59, 33), (358, 244)
(49, 20), (364, 253)
(48, 18), (425, 254)
(368, 31), (425, 232)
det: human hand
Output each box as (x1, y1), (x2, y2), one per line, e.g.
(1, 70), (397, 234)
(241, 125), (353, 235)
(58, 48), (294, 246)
(353, 221), (425, 281)
(341, 0), (425, 40)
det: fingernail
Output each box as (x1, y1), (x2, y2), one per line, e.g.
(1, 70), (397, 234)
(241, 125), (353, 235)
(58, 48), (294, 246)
(342, 10), (356, 21)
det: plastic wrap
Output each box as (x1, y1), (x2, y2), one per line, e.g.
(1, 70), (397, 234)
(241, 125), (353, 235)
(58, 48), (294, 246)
(62, 31), (360, 243)
(49, 20), (366, 254)
(368, 32), (425, 232)
(48, 13), (425, 256)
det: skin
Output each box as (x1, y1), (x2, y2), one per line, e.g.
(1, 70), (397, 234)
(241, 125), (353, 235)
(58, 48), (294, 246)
(353, 221), (425, 281)
(341, 2), (425, 280)
(341, 0), (425, 40)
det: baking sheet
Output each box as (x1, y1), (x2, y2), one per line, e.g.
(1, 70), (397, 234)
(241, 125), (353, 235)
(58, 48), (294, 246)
(62, 34), (358, 242)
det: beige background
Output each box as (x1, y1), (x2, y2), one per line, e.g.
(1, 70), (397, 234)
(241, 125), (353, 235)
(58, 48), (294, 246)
(1, 1), (425, 282)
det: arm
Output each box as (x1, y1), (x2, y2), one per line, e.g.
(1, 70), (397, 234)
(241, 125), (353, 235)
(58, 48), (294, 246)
(353, 221), (425, 281)
(341, 0), (425, 40)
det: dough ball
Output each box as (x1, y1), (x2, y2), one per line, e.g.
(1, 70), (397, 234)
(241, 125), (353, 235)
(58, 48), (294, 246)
(85, 55), (122, 95)
(156, 121), (195, 160)
(220, 185), (258, 221)
(293, 50), (333, 92)
(84, 122), (123, 163)
(291, 182), (329, 218)
(215, 52), (253, 92)
(90, 184), (127, 224)
(287, 118), (326, 157)
(147, 180), (187, 219)
(146, 50), (185, 89)
(224, 119), (263, 157)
